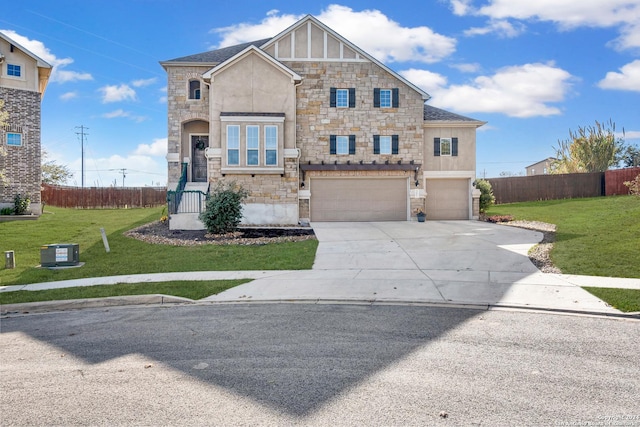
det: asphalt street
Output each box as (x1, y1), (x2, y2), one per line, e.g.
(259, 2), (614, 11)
(1, 304), (639, 426)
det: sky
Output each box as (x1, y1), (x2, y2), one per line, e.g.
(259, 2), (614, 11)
(2, 0), (639, 187)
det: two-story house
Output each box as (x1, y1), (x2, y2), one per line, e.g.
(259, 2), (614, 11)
(0, 31), (51, 216)
(161, 15), (484, 229)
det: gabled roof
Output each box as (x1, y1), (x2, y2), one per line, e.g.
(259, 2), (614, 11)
(260, 15), (431, 101)
(202, 45), (302, 83)
(0, 31), (52, 69)
(423, 104), (485, 126)
(160, 38), (272, 67)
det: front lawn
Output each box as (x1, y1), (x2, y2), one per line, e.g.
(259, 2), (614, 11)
(486, 196), (640, 278)
(0, 207), (318, 286)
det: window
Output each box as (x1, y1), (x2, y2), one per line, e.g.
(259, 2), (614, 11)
(189, 79), (201, 100)
(330, 88), (356, 108)
(7, 64), (21, 77)
(440, 138), (452, 156)
(265, 126), (277, 165)
(373, 135), (399, 155)
(6, 132), (22, 146)
(374, 88), (399, 108)
(246, 126), (259, 166)
(330, 135), (356, 155)
(433, 137), (458, 157)
(227, 125), (240, 165)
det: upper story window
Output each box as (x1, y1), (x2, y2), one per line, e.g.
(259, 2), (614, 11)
(189, 79), (201, 100)
(227, 125), (240, 165)
(246, 126), (259, 166)
(330, 135), (356, 155)
(7, 64), (21, 77)
(433, 137), (458, 157)
(373, 135), (399, 155)
(330, 88), (356, 108)
(373, 88), (399, 108)
(6, 132), (22, 147)
(265, 126), (277, 166)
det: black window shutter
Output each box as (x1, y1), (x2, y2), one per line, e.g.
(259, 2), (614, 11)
(452, 137), (459, 156)
(373, 135), (380, 154)
(348, 88), (356, 108)
(330, 135), (337, 154)
(330, 88), (337, 107)
(434, 138), (441, 156)
(392, 88), (399, 108)
(349, 135), (356, 154)
(373, 88), (381, 108)
(392, 135), (399, 154)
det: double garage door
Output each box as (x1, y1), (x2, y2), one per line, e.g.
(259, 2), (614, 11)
(425, 178), (470, 220)
(311, 178), (408, 221)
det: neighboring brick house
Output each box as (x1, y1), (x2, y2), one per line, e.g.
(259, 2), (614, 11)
(161, 15), (484, 229)
(526, 158), (555, 176)
(0, 31), (51, 215)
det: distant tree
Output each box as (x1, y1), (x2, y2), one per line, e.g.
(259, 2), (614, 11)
(0, 100), (8, 186)
(551, 119), (625, 173)
(499, 171), (524, 177)
(621, 144), (640, 168)
(41, 149), (73, 185)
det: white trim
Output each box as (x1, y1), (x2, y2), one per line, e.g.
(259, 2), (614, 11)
(307, 21), (312, 59)
(166, 152), (180, 162)
(202, 45), (301, 83)
(424, 121), (486, 128)
(323, 31), (328, 58)
(424, 171), (475, 179)
(204, 147), (222, 159)
(221, 167), (285, 175)
(220, 115), (285, 123)
(283, 148), (299, 158)
(291, 30), (295, 58)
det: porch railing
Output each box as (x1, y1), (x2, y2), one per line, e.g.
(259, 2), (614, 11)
(167, 163), (188, 214)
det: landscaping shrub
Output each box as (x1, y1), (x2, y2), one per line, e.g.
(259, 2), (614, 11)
(199, 181), (249, 234)
(13, 193), (31, 215)
(486, 214), (514, 223)
(474, 179), (495, 213)
(1, 207), (13, 215)
(624, 174), (640, 197)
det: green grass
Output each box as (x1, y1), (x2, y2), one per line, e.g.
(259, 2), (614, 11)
(486, 196), (640, 278)
(0, 279), (250, 305)
(582, 287), (640, 313)
(0, 207), (318, 286)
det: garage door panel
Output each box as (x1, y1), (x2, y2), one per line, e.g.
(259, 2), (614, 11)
(426, 179), (469, 220)
(311, 178), (407, 221)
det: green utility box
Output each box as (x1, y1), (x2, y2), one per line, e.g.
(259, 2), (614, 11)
(40, 244), (80, 267)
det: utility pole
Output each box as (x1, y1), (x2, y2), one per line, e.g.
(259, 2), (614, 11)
(119, 168), (126, 187)
(75, 125), (88, 188)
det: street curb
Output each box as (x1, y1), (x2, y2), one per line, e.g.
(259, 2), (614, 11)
(0, 294), (194, 315)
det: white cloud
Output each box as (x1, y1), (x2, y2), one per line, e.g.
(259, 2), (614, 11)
(60, 91), (78, 101)
(402, 62), (575, 118)
(68, 154), (166, 187)
(101, 109), (146, 122)
(598, 60), (640, 92)
(463, 19), (526, 38)
(212, 5), (456, 63)
(0, 30), (93, 83)
(99, 84), (137, 103)
(621, 130), (640, 140)
(134, 138), (167, 157)
(453, 0), (640, 49)
(132, 78), (157, 87)
(450, 63), (482, 73)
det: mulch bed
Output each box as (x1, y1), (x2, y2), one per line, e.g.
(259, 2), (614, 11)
(124, 220), (316, 246)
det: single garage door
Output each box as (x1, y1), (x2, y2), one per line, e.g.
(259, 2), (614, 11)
(425, 179), (470, 220)
(311, 178), (408, 221)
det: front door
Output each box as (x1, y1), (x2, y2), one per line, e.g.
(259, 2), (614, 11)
(191, 135), (208, 182)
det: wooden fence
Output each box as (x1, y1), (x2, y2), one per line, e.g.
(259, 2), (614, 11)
(488, 167), (640, 204)
(488, 172), (604, 204)
(605, 167), (640, 196)
(42, 184), (167, 209)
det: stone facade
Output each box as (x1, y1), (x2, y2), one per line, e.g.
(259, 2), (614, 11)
(0, 86), (42, 213)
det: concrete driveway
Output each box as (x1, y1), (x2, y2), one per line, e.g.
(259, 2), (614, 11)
(207, 221), (619, 313)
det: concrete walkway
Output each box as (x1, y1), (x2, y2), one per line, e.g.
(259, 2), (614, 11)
(2, 221), (639, 316)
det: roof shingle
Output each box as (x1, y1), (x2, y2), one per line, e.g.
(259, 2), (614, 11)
(423, 104), (480, 122)
(163, 38), (272, 64)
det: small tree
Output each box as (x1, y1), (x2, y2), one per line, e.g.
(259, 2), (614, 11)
(474, 179), (495, 214)
(551, 119), (624, 173)
(42, 149), (73, 185)
(199, 181), (249, 234)
(621, 144), (640, 168)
